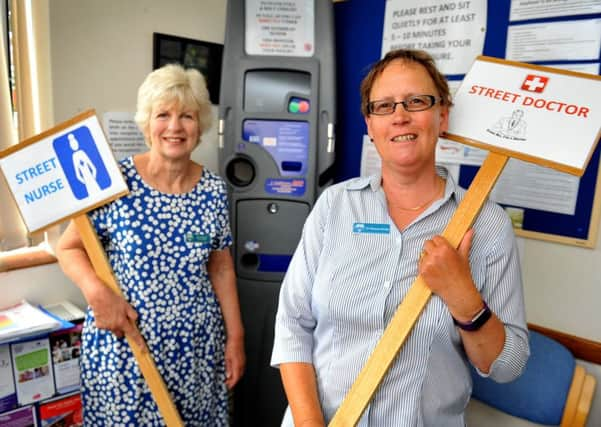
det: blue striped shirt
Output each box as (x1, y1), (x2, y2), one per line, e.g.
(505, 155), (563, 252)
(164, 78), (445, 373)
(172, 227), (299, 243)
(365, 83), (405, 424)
(271, 168), (529, 426)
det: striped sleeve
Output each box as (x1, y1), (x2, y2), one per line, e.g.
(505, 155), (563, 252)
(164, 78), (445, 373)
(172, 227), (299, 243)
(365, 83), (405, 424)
(271, 187), (330, 366)
(476, 204), (530, 382)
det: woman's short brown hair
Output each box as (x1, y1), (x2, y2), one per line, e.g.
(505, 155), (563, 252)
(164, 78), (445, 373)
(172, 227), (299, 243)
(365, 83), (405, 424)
(360, 49), (452, 117)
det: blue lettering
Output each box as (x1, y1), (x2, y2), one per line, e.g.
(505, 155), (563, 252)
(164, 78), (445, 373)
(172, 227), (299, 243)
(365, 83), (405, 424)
(23, 178), (64, 204)
(24, 191), (36, 204)
(47, 157), (58, 170)
(14, 157), (58, 185)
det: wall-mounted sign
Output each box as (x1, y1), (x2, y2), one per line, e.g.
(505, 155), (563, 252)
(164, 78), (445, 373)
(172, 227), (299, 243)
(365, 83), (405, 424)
(381, 0), (487, 75)
(0, 110), (128, 232)
(245, 0), (315, 57)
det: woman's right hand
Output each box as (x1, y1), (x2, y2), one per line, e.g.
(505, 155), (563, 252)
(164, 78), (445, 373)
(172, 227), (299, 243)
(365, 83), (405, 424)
(85, 279), (147, 352)
(55, 220), (146, 353)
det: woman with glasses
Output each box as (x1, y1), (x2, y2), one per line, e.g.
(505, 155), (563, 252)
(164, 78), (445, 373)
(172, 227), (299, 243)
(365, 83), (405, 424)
(271, 49), (529, 426)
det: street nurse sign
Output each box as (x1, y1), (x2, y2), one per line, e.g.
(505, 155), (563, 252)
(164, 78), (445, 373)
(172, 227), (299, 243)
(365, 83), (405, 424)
(0, 110), (128, 232)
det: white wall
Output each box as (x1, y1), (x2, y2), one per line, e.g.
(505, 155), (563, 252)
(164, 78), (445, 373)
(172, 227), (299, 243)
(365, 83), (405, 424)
(50, 0), (226, 125)
(3, 1), (600, 425)
(522, 237), (601, 341)
(1, 262), (86, 308)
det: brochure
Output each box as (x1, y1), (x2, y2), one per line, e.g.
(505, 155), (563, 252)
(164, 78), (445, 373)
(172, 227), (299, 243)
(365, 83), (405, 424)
(49, 325), (82, 394)
(11, 338), (55, 405)
(0, 302), (62, 345)
(38, 392), (82, 427)
(0, 404), (37, 427)
(42, 302), (85, 324)
(0, 344), (17, 413)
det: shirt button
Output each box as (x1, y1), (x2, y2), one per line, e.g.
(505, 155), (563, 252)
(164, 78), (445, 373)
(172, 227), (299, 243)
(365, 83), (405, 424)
(396, 237), (402, 245)
(384, 281), (391, 289)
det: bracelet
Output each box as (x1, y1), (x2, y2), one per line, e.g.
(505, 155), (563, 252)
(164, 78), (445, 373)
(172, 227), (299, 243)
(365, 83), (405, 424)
(452, 301), (492, 332)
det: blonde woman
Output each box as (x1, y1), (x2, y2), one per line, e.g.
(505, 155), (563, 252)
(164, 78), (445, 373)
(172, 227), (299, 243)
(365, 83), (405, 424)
(57, 64), (245, 425)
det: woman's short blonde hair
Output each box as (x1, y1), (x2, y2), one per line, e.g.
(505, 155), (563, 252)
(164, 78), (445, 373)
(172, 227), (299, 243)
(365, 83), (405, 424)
(134, 63), (213, 147)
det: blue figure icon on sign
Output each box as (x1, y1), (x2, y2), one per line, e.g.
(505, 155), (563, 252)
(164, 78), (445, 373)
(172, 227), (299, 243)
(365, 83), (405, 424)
(69, 133), (102, 195)
(53, 125), (112, 200)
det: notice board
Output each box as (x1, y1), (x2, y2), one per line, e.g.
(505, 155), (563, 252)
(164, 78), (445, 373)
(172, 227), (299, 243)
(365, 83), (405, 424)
(333, 0), (601, 247)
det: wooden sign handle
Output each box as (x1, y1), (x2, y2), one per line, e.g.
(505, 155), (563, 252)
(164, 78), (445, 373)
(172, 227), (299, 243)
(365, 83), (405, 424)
(73, 215), (184, 427)
(329, 152), (509, 426)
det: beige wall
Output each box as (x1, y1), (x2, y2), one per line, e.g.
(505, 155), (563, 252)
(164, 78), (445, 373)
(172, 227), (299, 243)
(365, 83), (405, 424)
(50, 0), (226, 124)
(49, 0), (226, 172)
(522, 238), (601, 340)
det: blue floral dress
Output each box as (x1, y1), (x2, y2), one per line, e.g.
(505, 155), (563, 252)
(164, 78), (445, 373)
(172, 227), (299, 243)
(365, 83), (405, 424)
(81, 157), (231, 425)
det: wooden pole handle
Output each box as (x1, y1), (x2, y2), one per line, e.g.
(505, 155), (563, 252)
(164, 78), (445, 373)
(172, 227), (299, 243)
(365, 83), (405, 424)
(73, 215), (184, 427)
(329, 152), (508, 426)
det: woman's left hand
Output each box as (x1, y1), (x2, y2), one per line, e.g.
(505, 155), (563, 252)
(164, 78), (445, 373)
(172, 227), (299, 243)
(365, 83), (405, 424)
(419, 229), (484, 319)
(224, 335), (245, 389)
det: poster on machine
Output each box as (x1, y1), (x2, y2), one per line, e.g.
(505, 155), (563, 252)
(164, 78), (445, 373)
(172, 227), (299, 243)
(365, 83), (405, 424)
(245, 0), (315, 57)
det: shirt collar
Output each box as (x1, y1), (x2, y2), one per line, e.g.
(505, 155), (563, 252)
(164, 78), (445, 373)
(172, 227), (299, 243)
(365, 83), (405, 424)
(345, 172), (382, 192)
(346, 166), (459, 198)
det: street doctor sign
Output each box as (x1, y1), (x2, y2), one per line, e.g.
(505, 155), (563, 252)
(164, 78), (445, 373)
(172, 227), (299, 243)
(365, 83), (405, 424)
(0, 110), (128, 232)
(446, 56), (601, 176)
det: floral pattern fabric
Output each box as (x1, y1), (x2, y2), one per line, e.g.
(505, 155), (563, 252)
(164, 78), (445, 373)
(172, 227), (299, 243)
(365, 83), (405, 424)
(81, 157), (232, 426)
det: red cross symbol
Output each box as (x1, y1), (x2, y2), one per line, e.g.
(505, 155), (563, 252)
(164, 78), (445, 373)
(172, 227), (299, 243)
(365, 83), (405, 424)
(521, 75), (549, 93)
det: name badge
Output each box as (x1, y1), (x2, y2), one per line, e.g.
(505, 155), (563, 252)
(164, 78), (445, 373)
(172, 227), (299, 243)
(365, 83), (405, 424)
(186, 233), (210, 244)
(352, 222), (390, 234)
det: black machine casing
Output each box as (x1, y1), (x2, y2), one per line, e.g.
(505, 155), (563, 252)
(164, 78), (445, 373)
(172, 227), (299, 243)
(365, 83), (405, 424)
(218, 0), (336, 425)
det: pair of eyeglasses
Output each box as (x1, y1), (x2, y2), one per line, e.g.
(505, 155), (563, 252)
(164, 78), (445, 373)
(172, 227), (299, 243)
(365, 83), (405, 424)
(367, 95), (441, 115)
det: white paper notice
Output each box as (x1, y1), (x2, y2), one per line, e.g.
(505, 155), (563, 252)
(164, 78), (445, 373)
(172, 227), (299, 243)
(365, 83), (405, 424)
(245, 0), (315, 57)
(506, 19), (601, 62)
(491, 158), (580, 215)
(548, 62), (601, 75)
(510, 0), (601, 22)
(435, 138), (488, 165)
(381, 0), (487, 75)
(360, 135), (382, 177)
(102, 112), (147, 161)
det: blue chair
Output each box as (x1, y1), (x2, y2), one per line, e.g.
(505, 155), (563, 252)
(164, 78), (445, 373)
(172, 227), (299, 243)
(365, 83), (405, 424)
(470, 330), (596, 426)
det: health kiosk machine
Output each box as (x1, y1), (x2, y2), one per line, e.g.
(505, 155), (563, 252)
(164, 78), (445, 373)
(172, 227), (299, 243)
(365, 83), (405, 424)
(218, 0), (336, 425)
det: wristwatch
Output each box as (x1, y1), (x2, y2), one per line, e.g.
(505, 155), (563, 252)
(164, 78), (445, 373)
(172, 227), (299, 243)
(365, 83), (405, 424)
(452, 301), (492, 332)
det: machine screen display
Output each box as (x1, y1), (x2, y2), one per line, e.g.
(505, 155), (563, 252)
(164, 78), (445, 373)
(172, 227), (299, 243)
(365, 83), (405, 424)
(242, 119), (309, 177)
